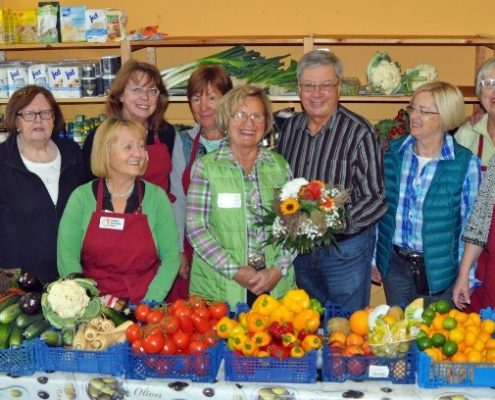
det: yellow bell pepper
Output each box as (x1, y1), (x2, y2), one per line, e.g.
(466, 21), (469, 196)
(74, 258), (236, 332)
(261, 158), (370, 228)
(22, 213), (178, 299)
(290, 346), (305, 358)
(251, 294), (280, 316)
(269, 304), (293, 325)
(241, 337), (259, 356)
(282, 289), (310, 314)
(302, 334), (322, 351)
(293, 309), (321, 333)
(215, 317), (237, 339)
(237, 311), (248, 329)
(228, 332), (249, 351)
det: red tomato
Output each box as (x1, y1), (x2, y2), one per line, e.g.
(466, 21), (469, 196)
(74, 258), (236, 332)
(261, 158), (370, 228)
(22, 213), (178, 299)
(143, 333), (165, 354)
(131, 339), (145, 354)
(209, 317), (219, 330)
(161, 315), (180, 335)
(135, 303), (151, 322)
(202, 331), (218, 347)
(188, 295), (207, 310)
(173, 331), (190, 350)
(190, 332), (202, 343)
(191, 313), (210, 334)
(126, 323), (142, 343)
(193, 307), (211, 320)
(179, 315), (194, 334)
(188, 339), (208, 354)
(161, 337), (177, 355)
(175, 305), (193, 319)
(208, 301), (228, 319)
(148, 326), (163, 336)
(146, 309), (165, 324)
(169, 299), (189, 314)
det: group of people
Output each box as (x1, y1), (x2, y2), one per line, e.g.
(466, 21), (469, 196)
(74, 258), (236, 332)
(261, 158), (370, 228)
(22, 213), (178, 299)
(1, 49), (495, 313)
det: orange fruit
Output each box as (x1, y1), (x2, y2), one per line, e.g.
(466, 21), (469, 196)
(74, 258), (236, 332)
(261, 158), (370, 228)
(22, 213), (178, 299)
(466, 350), (483, 363)
(468, 313), (481, 326)
(448, 328), (465, 344)
(463, 330), (477, 347)
(477, 331), (491, 344)
(480, 319), (495, 335)
(349, 310), (369, 336)
(454, 311), (468, 324)
(345, 333), (365, 347)
(485, 348), (495, 362)
(472, 340), (485, 353)
(328, 331), (347, 345)
(432, 314), (446, 331)
(450, 352), (468, 362)
(485, 338), (495, 349)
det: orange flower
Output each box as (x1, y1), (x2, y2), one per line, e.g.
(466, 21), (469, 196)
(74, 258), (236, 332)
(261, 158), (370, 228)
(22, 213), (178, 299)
(279, 198), (300, 215)
(298, 180), (325, 201)
(319, 196), (335, 211)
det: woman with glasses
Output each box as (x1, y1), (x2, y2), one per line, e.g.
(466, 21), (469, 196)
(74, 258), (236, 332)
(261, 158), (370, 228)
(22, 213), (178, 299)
(374, 81), (481, 307)
(168, 65), (232, 301)
(82, 60), (176, 198)
(186, 85), (296, 309)
(455, 58), (495, 172)
(0, 85), (86, 283)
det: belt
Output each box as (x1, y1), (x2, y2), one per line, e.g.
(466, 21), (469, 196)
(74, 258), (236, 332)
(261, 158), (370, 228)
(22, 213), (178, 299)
(334, 227), (367, 242)
(393, 245), (424, 261)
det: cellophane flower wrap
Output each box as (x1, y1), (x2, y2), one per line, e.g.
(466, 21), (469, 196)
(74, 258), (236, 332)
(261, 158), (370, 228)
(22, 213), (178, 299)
(259, 178), (349, 254)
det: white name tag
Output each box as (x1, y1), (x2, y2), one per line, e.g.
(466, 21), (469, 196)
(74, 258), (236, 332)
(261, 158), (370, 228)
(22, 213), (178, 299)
(217, 193), (242, 208)
(368, 365), (390, 378)
(99, 216), (125, 230)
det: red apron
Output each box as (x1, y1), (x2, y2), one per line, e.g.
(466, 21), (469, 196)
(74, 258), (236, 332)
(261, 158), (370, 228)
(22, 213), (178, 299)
(81, 179), (160, 304)
(165, 130), (202, 302)
(468, 203), (495, 312)
(144, 133), (175, 201)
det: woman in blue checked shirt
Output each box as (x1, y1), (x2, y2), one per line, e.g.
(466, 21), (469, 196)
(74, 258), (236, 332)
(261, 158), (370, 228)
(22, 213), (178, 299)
(374, 81), (482, 307)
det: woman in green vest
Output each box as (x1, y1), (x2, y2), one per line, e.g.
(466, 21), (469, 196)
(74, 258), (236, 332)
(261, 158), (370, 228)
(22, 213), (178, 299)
(186, 85), (296, 309)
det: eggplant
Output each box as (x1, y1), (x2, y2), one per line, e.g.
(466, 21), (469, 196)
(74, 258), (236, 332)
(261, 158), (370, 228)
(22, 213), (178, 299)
(18, 272), (44, 292)
(19, 292), (42, 315)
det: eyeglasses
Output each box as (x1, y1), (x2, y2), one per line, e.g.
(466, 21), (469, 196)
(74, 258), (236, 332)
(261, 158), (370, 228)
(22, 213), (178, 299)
(299, 81), (339, 94)
(126, 86), (161, 97)
(231, 111), (266, 125)
(480, 79), (495, 89)
(16, 110), (55, 122)
(190, 94), (220, 105)
(405, 105), (439, 117)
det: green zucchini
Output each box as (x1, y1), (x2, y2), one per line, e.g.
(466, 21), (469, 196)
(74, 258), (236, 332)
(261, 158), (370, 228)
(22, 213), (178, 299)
(16, 312), (44, 329)
(101, 306), (128, 326)
(0, 295), (21, 313)
(62, 327), (75, 346)
(0, 322), (13, 349)
(23, 320), (50, 340)
(40, 330), (62, 347)
(0, 303), (22, 324)
(9, 325), (24, 348)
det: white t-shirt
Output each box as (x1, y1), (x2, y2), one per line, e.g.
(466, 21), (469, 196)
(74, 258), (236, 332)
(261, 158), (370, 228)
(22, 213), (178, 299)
(21, 148), (61, 205)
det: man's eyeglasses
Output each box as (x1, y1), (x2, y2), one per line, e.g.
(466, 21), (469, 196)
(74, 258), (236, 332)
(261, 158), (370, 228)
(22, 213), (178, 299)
(16, 110), (55, 122)
(231, 111), (266, 124)
(480, 79), (495, 89)
(299, 81), (339, 94)
(127, 86), (161, 97)
(405, 105), (439, 117)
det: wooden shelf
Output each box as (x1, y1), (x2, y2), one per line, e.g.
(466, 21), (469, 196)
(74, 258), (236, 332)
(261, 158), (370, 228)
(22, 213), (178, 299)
(0, 96), (107, 105)
(0, 42), (121, 51)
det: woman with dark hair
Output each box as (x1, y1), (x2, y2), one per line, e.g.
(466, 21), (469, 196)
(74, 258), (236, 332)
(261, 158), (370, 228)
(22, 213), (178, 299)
(0, 85), (86, 283)
(83, 59), (175, 196)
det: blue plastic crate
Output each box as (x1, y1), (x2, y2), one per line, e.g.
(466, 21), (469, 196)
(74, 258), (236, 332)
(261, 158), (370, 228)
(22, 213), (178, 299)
(323, 301), (352, 335)
(224, 346), (317, 383)
(0, 340), (36, 376)
(417, 307), (495, 388)
(125, 341), (222, 382)
(35, 339), (126, 376)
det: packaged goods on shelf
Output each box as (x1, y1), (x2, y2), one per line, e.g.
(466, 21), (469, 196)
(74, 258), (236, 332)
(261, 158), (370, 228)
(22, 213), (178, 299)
(14, 9), (37, 44)
(85, 9), (107, 43)
(105, 9), (127, 42)
(60, 6), (86, 43)
(6, 62), (28, 97)
(37, 2), (60, 43)
(0, 9), (13, 45)
(0, 66), (8, 98)
(47, 62), (82, 98)
(28, 63), (49, 88)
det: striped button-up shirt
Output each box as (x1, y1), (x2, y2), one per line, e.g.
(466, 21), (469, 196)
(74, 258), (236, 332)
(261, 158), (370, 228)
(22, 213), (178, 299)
(277, 105), (387, 234)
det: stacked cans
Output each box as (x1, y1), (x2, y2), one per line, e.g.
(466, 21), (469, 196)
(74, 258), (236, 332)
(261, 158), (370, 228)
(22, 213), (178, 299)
(80, 55), (120, 97)
(101, 55), (121, 95)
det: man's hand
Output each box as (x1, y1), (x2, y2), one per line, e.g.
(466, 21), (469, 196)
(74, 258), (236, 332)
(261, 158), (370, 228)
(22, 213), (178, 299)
(248, 267), (282, 296)
(233, 266), (258, 291)
(178, 252), (191, 279)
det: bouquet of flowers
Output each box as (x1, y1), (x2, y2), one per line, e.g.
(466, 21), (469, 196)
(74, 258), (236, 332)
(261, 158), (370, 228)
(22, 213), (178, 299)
(259, 178), (348, 254)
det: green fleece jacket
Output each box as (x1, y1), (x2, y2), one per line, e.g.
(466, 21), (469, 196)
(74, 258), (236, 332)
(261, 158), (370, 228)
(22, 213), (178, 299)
(57, 180), (180, 302)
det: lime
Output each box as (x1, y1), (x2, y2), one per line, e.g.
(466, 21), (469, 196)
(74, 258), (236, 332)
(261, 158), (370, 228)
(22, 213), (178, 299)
(422, 316), (433, 327)
(417, 329), (428, 339)
(442, 316), (457, 331)
(434, 299), (451, 314)
(431, 332), (446, 348)
(416, 336), (433, 351)
(422, 308), (436, 321)
(442, 340), (458, 357)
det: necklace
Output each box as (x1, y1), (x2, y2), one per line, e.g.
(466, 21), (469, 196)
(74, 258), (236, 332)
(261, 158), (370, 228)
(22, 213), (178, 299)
(106, 181), (134, 199)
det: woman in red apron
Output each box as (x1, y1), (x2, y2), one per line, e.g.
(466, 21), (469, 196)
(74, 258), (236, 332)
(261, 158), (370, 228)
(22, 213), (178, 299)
(453, 155), (495, 312)
(58, 117), (180, 304)
(82, 60), (175, 200)
(168, 66), (233, 302)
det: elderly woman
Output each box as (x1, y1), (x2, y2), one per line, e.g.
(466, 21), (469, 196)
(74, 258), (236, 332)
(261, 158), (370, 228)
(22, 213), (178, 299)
(83, 60), (175, 196)
(455, 58), (495, 172)
(169, 65), (233, 301)
(453, 155), (495, 311)
(0, 85), (86, 283)
(186, 85), (296, 309)
(375, 81), (481, 307)
(58, 117), (180, 304)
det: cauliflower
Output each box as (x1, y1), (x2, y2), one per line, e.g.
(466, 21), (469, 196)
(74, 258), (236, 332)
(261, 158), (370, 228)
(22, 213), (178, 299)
(366, 52), (402, 95)
(46, 280), (90, 319)
(400, 64), (438, 95)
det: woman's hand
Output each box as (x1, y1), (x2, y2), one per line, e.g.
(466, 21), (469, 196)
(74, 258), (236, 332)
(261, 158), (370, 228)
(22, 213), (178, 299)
(178, 252), (191, 279)
(233, 266), (258, 290)
(248, 267), (282, 296)
(453, 274), (471, 310)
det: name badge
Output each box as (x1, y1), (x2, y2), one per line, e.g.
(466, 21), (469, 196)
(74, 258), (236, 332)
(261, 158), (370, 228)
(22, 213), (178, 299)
(99, 216), (125, 230)
(217, 193), (242, 208)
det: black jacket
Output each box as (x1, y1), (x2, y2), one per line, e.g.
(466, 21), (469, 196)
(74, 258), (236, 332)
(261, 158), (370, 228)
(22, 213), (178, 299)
(0, 134), (86, 283)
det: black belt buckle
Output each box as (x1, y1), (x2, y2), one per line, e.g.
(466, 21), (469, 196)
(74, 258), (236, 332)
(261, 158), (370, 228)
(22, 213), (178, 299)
(393, 245), (429, 295)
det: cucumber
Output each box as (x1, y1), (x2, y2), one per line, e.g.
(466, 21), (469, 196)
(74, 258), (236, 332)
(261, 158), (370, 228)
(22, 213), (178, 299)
(40, 330), (62, 347)
(9, 325), (24, 348)
(0, 322), (13, 349)
(101, 306), (128, 326)
(0, 303), (22, 324)
(62, 327), (75, 346)
(16, 312), (44, 329)
(23, 320), (50, 340)
(0, 295), (21, 314)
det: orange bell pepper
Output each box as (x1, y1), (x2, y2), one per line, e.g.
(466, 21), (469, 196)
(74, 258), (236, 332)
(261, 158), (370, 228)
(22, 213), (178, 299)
(302, 334), (322, 351)
(252, 331), (272, 347)
(241, 337), (258, 356)
(293, 309), (321, 333)
(246, 311), (269, 333)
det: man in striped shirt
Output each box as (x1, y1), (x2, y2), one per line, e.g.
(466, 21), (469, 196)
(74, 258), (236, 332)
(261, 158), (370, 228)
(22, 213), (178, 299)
(277, 50), (387, 311)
